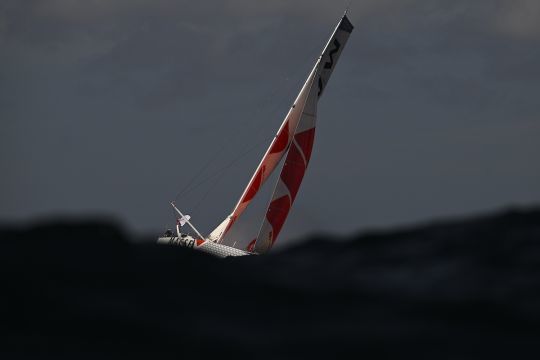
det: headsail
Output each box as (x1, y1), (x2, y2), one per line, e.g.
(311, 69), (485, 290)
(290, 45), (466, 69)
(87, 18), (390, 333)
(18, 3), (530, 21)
(254, 15), (354, 253)
(208, 14), (354, 246)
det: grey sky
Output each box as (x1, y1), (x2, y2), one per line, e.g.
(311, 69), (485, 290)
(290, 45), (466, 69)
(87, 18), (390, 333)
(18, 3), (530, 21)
(1, 0), (539, 247)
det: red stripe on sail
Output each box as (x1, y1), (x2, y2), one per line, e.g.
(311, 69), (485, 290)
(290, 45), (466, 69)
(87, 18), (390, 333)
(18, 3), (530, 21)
(269, 122), (289, 154)
(264, 136), (313, 247)
(246, 238), (256, 252)
(242, 166), (264, 203)
(294, 128), (316, 163)
(280, 144), (306, 201)
(266, 195), (291, 245)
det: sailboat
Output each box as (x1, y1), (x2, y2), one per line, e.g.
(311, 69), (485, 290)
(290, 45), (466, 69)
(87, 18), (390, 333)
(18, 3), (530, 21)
(158, 14), (354, 257)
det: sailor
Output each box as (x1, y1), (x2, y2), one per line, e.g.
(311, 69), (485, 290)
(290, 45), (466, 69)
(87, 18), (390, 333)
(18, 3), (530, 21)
(164, 229), (173, 237)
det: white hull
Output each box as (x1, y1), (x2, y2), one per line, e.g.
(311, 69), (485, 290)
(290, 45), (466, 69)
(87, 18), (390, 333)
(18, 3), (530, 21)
(157, 236), (252, 258)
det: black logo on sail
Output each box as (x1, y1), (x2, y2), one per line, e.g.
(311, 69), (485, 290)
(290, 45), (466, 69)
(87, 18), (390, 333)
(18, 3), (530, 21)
(324, 39), (341, 69)
(318, 38), (341, 97)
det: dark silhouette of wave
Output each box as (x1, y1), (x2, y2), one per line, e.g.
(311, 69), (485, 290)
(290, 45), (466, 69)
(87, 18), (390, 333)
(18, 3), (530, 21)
(2, 207), (540, 359)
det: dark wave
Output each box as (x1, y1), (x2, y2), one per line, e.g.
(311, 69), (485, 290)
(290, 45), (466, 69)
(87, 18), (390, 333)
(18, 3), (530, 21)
(2, 207), (540, 359)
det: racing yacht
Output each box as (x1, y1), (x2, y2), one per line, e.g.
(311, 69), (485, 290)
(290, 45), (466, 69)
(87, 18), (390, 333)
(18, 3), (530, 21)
(158, 14), (354, 257)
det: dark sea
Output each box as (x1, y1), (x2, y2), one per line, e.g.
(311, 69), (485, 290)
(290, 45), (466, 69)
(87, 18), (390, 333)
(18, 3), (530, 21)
(2, 207), (540, 359)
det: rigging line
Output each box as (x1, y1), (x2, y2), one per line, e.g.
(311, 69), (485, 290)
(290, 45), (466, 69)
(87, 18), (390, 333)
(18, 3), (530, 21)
(174, 151), (218, 201)
(173, 102), (273, 202)
(173, 23), (331, 204)
(173, 137), (230, 202)
(173, 75), (302, 203)
(240, 19), (337, 149)
(173, 72), (298, 203)
(171, 76), (283, 201)
(226, 32), (326, 142)
(232, 48), (323, 160)
(179, 46), (327, 232)
(215, 58), (314, 149)
(190, 168), (224, 216)
(221, 147), (290, 248)
(185, 171), (223, 238)
(175, 135), (272, 200)
(172, 37), (314, 202)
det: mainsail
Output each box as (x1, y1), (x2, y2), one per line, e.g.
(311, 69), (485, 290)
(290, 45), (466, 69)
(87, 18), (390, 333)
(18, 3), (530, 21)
(208, 14), (354, 249)
(207, 65), (320, 243)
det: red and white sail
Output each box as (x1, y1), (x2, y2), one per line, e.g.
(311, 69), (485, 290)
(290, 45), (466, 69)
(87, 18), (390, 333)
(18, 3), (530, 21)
(253, 15), (353, 253)
(208, 15), (354, 248)
(207, 65), (320, 243)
